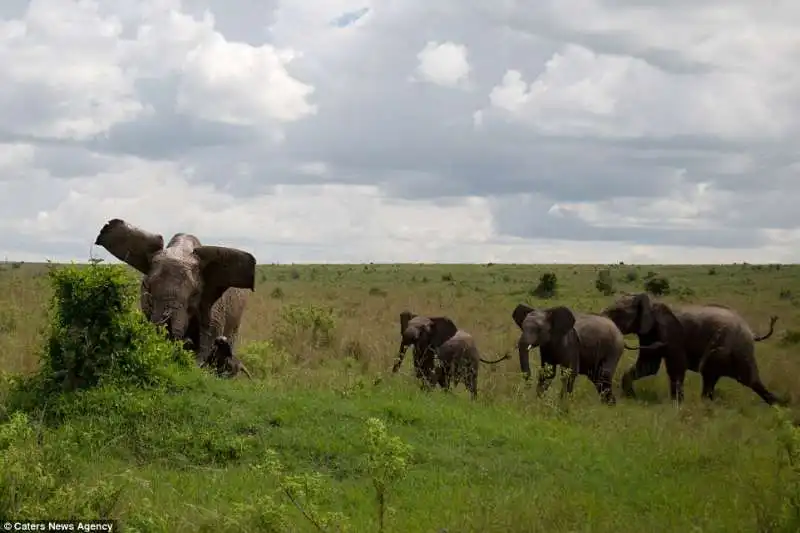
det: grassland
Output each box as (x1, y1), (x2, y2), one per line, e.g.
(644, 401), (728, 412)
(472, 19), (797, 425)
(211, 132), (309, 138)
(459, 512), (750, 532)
(0, 261), (799, 532)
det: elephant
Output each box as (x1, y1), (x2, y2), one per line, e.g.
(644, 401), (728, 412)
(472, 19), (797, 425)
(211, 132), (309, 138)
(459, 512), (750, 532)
(512, 303), (625, 405)
(600, 292), (782, 405)
(94, 218), (256, 365)
(392, 311), (509, 399)
(201, 335), (253, 379)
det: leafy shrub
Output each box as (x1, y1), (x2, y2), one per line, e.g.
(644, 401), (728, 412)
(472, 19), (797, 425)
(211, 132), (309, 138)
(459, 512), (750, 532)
(625, 270), (639, 282)
(273, 303), (337, 350)
(365, 417), (412, 532)
(8, 263), (193, 410)
(644, 275), (670, 296)
(595, 269), (614, 295)
(531, 272), (558, 299)
(0, 411), (124, 520)
(238, 340), (292, 375)
(780, 330), (800, 347)
(752, 408), (800, 533)
(369, 287), (388, 297)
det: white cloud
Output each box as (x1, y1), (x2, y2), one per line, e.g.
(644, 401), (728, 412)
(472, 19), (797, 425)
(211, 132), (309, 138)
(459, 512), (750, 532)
(414, 41), (471, 88)
(482, 44), (785, 140)
(1, 0), (800, 264)
(177, 32), (317, 125)
(0, 0), (146, 140)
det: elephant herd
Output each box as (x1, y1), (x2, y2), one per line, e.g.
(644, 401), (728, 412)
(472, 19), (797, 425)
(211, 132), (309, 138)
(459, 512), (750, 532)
(93, 218), (786, 407)
(395, 297), (782, 407)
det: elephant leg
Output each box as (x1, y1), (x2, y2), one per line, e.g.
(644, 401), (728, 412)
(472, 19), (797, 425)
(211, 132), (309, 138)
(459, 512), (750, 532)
(593, 367), (616, 406)
(465, 363), (478, 400)
(536, 363), (556, 397)
(729, 351), (783, 406)
(701, 372), (721, 400)
(436, 367), (448, 390)
(663, 354), (686, 406)
(621, 354), (662, 398)
(559, 366), (577, 399)
(746, 381), (781, 405)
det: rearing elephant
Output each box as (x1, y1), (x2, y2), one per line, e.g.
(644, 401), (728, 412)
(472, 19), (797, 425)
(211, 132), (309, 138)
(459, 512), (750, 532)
(512, 303), (625, 405)
(94, 218), (256, 364)
(600, 292), (783, 405)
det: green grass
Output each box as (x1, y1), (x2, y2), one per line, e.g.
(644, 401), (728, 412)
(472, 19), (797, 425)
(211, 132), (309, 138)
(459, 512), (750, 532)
(0, 261), (799, 532)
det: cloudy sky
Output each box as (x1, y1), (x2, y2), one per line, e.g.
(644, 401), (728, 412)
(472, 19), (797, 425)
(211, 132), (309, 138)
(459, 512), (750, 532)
(2, 0), (799, 264)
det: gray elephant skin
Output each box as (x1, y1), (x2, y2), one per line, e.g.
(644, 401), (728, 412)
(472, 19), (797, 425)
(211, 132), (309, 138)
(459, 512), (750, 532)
(94, 218), (257, 364)
(393, 311), (509, 400)
(512, 303), (625, 405)
(601, 292), (782, 405)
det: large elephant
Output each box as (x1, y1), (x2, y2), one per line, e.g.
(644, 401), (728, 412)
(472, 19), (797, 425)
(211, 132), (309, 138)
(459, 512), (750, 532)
(600, 292), (782, 405)
(392, 311), (509, 399)
(94, 218), (256, 364)
(512, 303), (625, 405)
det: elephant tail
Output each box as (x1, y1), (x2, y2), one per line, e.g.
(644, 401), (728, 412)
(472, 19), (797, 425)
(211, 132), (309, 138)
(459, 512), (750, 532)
(753, 315), (778, 342)
(624, 341), (667, 351)
(479, 352), (511, 365)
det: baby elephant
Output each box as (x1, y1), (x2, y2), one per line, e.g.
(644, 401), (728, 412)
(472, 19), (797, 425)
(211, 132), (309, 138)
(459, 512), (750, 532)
(393, 311), (509, 399)
(202, 335), (253, 379)
(512, 303), (625, 405)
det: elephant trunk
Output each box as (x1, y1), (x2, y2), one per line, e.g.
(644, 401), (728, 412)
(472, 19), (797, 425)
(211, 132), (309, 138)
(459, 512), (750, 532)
(168, 309), (189, 341)
(518, 337), (532, 380)
(151, 303), (189, 342)
(392, 342), (409, 373)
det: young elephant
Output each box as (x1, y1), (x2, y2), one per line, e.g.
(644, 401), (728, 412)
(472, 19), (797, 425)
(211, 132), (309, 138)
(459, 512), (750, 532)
(601, 292), (781, 405)
(201, 336), (253, 379)
(512, 303), (625, 405)
(392, 311), (509, 399)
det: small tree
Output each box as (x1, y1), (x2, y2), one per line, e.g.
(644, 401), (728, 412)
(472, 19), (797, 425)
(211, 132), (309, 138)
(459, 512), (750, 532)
(532, 272), (558, 299)
(12, 263), (194, 407)
(644, 275), (670, 296)
(595, 269), (614, 295)
(364, 418), (412, 533)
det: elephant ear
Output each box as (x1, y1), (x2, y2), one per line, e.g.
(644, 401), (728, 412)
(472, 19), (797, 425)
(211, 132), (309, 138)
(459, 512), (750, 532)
(546, 306), (576, 338)
(194, 245), (257, 310)
(400, 311), (415, 335)
(429, 316), (458, 347)
(94, 218), (164, 275)
(634, 292), (655, 334)
(512, 303), (534, 330)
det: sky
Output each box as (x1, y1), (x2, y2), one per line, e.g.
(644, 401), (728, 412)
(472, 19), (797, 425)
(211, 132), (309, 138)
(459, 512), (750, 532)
(1, 0), (799, 265)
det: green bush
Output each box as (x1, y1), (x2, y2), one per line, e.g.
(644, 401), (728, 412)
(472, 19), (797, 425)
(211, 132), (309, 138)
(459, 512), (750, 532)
(531, 272), (558, 299)
(644, 275), (670, 296)
(273, 303), (337, 350)
(595, 269), (614, 295)
(0, 411), (124, 520)
(8, 263), (194, 410)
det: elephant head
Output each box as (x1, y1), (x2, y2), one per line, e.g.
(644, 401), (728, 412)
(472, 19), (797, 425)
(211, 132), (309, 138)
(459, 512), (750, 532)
(393, 311), (459, 375)
(600, 292), (682, 345)
(601, 292), (686, 399)
(512, 303), (576, 380)
(94, 219), (256, 344)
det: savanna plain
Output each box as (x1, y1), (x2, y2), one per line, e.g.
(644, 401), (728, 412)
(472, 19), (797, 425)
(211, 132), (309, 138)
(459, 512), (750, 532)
(0, 260), (799, 533)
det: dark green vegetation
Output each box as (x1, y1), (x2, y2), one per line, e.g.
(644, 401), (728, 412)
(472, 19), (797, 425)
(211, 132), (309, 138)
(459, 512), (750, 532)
(0, 261), (798, 532)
